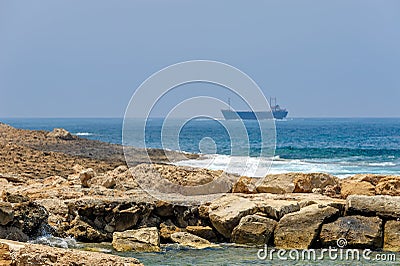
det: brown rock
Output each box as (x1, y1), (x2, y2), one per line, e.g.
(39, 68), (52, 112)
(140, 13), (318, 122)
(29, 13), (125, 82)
(0, 226), (29, 242)
(186, 226), (217, 242)
(256, 174), (296, 194)
(231, 214), (277, 245)
(346, 195), (400, 219)
(375, 176), (400, 196)
(114, 206), (140, 232)
(293, 173), (339, 193)
(170, 232), (218, 249)
(346, 174), (386, 185)
(47, 128), (74, 140)
(67, 216), (108, 242)
(232, 176), (257, 194)
(208, 195), (258, 238)
(0, 243), (11, 266)
(340, 180), (375, 198)
(160, 221), (182, 242)
(79, 168), (96, 188)
(0, 202), (14, 226)
(102, 176), (117, 189)
(320, 215), (383, 249)
(274, 204), (339, 249)
(112, 227), (160, 252)
(384, 220), (400, 252)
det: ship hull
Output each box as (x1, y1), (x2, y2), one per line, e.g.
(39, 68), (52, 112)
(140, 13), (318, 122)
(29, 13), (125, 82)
(221, 109), (288, 120)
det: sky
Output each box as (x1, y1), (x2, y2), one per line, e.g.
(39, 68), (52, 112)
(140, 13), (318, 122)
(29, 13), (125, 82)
(1, 0), (399, 118)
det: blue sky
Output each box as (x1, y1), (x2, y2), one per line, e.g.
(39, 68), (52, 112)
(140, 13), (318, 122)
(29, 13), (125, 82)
(1, 0), (399, 118)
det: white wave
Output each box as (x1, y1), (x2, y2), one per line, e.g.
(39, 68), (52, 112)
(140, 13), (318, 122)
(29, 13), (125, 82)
(75, 132), (94, 136)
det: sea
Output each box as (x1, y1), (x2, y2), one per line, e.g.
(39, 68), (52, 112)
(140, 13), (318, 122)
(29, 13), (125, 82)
(2, 117), (400, 265)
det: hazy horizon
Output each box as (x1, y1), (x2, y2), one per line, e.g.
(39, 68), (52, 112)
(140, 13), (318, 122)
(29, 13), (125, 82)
(1, 1), (399, 118)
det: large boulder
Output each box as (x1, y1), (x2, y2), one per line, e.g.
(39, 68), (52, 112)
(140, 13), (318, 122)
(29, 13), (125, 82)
(320, 215), (383, 249)
(256, 174), (296, 194)
(293, 173), (339, 193)
(232, 176), (257, 194)
(186, 226), (217, 242)
(160, 221), (182, 242)
(274, 204), (339, 249)
(0, 243), (11, 266)
(340, 180), (375, 198)
(66, 216), (108, 242)
(346, 195), (400, 219)
(170, 232), (218, 249)
(79, 168), (96, 188)
(47, 128), (74, 140)
(112, 227), (160, 252)
(0, 202), (14, 226)
(231, 214), (277, 245)
(375, 176), (400, 196)
(383, 220), (400, 252)
(208, 195), (258, 239)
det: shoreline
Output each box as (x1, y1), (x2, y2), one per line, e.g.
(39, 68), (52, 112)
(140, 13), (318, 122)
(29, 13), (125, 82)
(1, 123), (400, 265)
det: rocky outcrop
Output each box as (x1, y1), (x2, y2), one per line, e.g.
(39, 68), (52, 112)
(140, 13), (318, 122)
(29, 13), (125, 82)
(340, 180), (375, 198)
(320, 215), (383, 249)
(274, 204), (339, 249)
(232, 176), (257, 194)
(375, 176), (400, 196)
(112, 227), (160, 252)
(66, 216), (108, 242)
(79, 168), (96, 188)
(346, 195), (400, 219)
(186, 226), (217, 242)
(208, 195), (258, 239)
(293, 173), (339, 194)
(1, 239), (142, 265)
(0, 202), (13, 226)
(160, 221), (182, 242)
(383, 220), (400, 252)
(46, 128), (74, 140)
(170, 232), (218, 249)
(256, 174), (296, 194)
(231, 214), (277, 245)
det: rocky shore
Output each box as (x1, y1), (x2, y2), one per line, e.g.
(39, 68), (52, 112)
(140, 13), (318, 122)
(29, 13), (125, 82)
(1, 122), (400, 265)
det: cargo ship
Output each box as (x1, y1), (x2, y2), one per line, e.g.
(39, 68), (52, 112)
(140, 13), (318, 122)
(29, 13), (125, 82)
(221, 97), (288, 120)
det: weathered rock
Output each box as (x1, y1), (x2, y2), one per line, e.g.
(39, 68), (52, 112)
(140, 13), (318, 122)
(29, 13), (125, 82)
(160, 221), (182, 242)
(340, 180), (375, 198)
(320, 215), (383, 249)
(12, 201), (49, 238)
(114, 206), (140, 232)
(112, 227), (160, 252)
(67, 216), (108, 242)
(0, 243), (11, 266)
(1, 239), (142, 265)
(383, 220), (400, 252)
(101, 176), (117, 189)
(375, 176), (400, 196)
(232, 176), (257, 194)
(231, 214), (277, 245)
(208, 195), (258, 238)
(274, 204), (339, 249)
(47, 128), (74, 140)
(346, 174), (385, 186)
(0, 226), (28, 242)
(79, 168), (96, 188)
(256, 174), (296, 194)
(186, 226), (217, 242)
(0, 202), (13, 226)
(293, 173), (339, 193)
(346, 195), (400, 219)
(170, 232), (218, 249)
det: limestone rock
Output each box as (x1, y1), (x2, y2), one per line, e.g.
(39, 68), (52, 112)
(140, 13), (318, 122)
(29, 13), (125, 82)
(256, 174), (296, 194)
(293, 173), (339, 193)
(346, 195), (400, 219)
(0, 202), (14, 226)
(320, 215), (383, 249)
(0, 243), (11, 266)
(112, 227), (160, 252)
(170, 232), (218, 249)
(208, 195), (258, 238)
(186, 226), (217, 242)
(79, 168), (96, 188)
(0, 226), (28, 242)
(274, 204), (339, 249)
(340, 180), (375, 198)
(231, 214), (277, 245)
(47, 128), (74, 140)
(160, 221), (182, 242)
(375, 176), (400, 196)
(383, 220), (400, 252)
(102, 176), (117, 189)
(232, 176), (257, 194)
(67, 216), (108, 242)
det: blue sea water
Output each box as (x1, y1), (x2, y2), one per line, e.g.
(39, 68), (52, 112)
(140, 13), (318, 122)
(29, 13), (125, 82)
(2, 117), (400, 177)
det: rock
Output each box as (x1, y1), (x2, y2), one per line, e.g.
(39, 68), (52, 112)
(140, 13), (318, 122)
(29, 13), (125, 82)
(170, 232), (218, 249)
(112, 227), (160, 252)
(340, 180), (375, 198)
(208, 195), (258, 239)
(320, 215), (383, 249)
(274, 204), (339, 249)
(47, 128), (74, 140)
(1, 192), (30, 203)
(102, 176), (116, 189)
(346, 195), (400, 219)
(155, 201), (174, 217)
(232, 176), (257, 194)
(160, 221), (182, 242)
(346, 174), (387, 186)
(79, 168), (96, 188)
(0, 243), (11, 266)
(186, 226), (217, 242)
(293, 173), (340, 193)
(12, 201), (49, 238)
(256, 174), (296, 194)
(0, 226), (29, 242)
(383, 220), (400, 252)
(0, 202), (14, 226)
(67, 216), (108, 242)
(231, 214), (277, 245)
(1, 239), (142, 265)
(375, 176), (400, 196)
(255, 199), (300, 220)
(114, 206), (140, 232)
